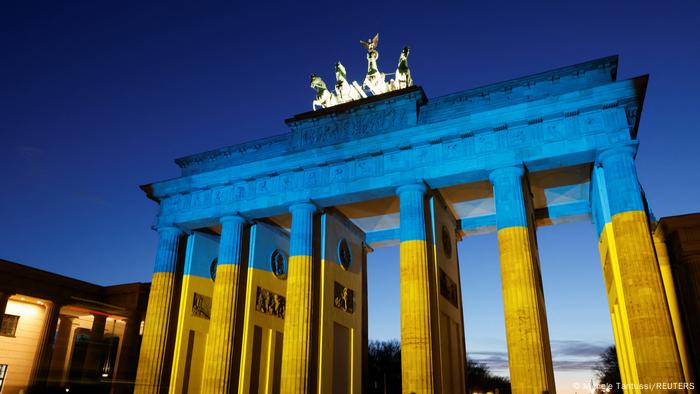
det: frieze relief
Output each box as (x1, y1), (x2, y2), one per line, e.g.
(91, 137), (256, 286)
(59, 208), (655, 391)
(439, 269), (459, 308)
(176, 135), (290, 175)
(442, 138), (465, 160)
(384, 150), (410, 172)
(290, 104), (411, 150)
(192, 292), (212, 320)
(255, 286), (285, 319)
(333, 281), (354, 313)
(329, 164), (348, 183)
(353, 156), (381, 180)
(279, 172), (300, 192)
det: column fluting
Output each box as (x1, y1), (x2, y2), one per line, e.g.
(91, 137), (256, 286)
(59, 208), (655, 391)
(397, 183), (435, 394)
(489, 166), (556, 394)
(280, 202), (317, 394)
(201, 215), (247, 393)
(134, 225), (184, 394)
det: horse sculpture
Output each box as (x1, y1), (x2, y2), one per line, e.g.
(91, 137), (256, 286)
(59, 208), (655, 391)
(390, 46), (412, 91)
(334, 62), (366, 104)
(310, 74), (336, 110)
(360, 33), (389, 95)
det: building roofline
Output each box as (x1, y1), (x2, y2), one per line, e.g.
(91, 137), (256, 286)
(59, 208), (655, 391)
(430, 55), (618, 104)
(0, 258), (150, 305)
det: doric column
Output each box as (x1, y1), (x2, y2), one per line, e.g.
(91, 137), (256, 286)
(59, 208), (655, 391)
(83, 313), (107, 380)
(652, 226), (695, 385)
(48, 315), (74, 386)
(280, 202), (317, 394)
(489, 166), (555, 394)
(396, 183), (435, 394)
(112, 315), (142, 394)
(597, 146), (684, 385)
(134, 225), (184, 394)
(201, 215), (247, 393)
(29, 301), (62, 389)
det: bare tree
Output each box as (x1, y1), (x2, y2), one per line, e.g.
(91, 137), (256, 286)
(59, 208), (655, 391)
(367, 340), (402, 394)
(593, 346), (622, 394)
(367, 340), (511, 394)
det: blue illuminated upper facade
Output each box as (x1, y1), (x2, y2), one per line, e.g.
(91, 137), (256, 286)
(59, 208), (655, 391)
(142, 55), (647, 245)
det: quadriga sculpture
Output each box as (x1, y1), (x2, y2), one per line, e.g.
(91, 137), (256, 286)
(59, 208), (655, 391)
(310, 33), (414, 110)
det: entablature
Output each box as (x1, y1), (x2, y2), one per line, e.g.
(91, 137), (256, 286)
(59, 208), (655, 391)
(141, 59), (647, 232)
(146, 77), (644, 198)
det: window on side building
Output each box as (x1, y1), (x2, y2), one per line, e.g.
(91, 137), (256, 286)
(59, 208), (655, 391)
(0, 364), (8, 392)
(0, 314), (20, 337)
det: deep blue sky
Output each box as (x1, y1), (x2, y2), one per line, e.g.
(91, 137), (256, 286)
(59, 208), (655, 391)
(2, 1), (699, 390)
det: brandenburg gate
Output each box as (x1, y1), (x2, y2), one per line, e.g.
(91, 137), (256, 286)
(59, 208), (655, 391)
(134, 51), (692, 393)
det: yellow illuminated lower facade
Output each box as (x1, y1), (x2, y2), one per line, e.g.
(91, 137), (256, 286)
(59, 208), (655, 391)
(598, 210), (688, 391)
(170, 274), (212, 394)
(133, 196), (696, 394)
(497, 226), (555, 394)
(135, 271), (178, 394)
(399, 239), (435, 393)
(238, 268), (285, 394)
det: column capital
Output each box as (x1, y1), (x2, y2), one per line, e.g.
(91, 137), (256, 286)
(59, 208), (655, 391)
(596, 143), (644, 216)
(153, 223), (185, 274)
(289, 202), (316, 257)
(58, 314), (75, 323)
(220, 214), (247, 225)
(152, 224), (184, 234)
(396, 182), (427, 196)
(596, 144), (638, 166)
(490, 166), (528, 230)
(289, 201), (317, 214)
(397, 183), (428, 242)
(92, 312), (108, 321)
(218, 213), (247, 266)
(488, 166), (524, 185)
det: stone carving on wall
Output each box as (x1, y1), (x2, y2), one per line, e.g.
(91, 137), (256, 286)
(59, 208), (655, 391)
(209, 258), (218, 281)
(290, 103), (412, 150)
(439, 269), (459, 308)
(175, 134), (289, 175)
(337, 239), (352, 270)
(442, 225), (452, 259)
(270, 249), (288, 279)
(192, 293), (212, 320)
(255, 286), (285, 319)
(333, 282), (354, 313)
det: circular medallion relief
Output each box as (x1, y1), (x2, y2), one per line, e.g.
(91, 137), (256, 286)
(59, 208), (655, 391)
(210, 258), (218, 281)
(442, 225), (452, 259)
(270, 249), (288, 279)
(337, 239), (352, 270)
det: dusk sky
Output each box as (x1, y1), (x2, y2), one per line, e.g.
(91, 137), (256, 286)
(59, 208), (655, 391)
(2, 1), (699, 392)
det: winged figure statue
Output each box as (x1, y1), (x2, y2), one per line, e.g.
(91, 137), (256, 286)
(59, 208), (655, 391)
(359, 33), (380, 52)
(360, 33), (388, 95)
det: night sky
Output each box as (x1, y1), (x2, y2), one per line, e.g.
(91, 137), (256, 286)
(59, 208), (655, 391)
(2, 1), (699, 391)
